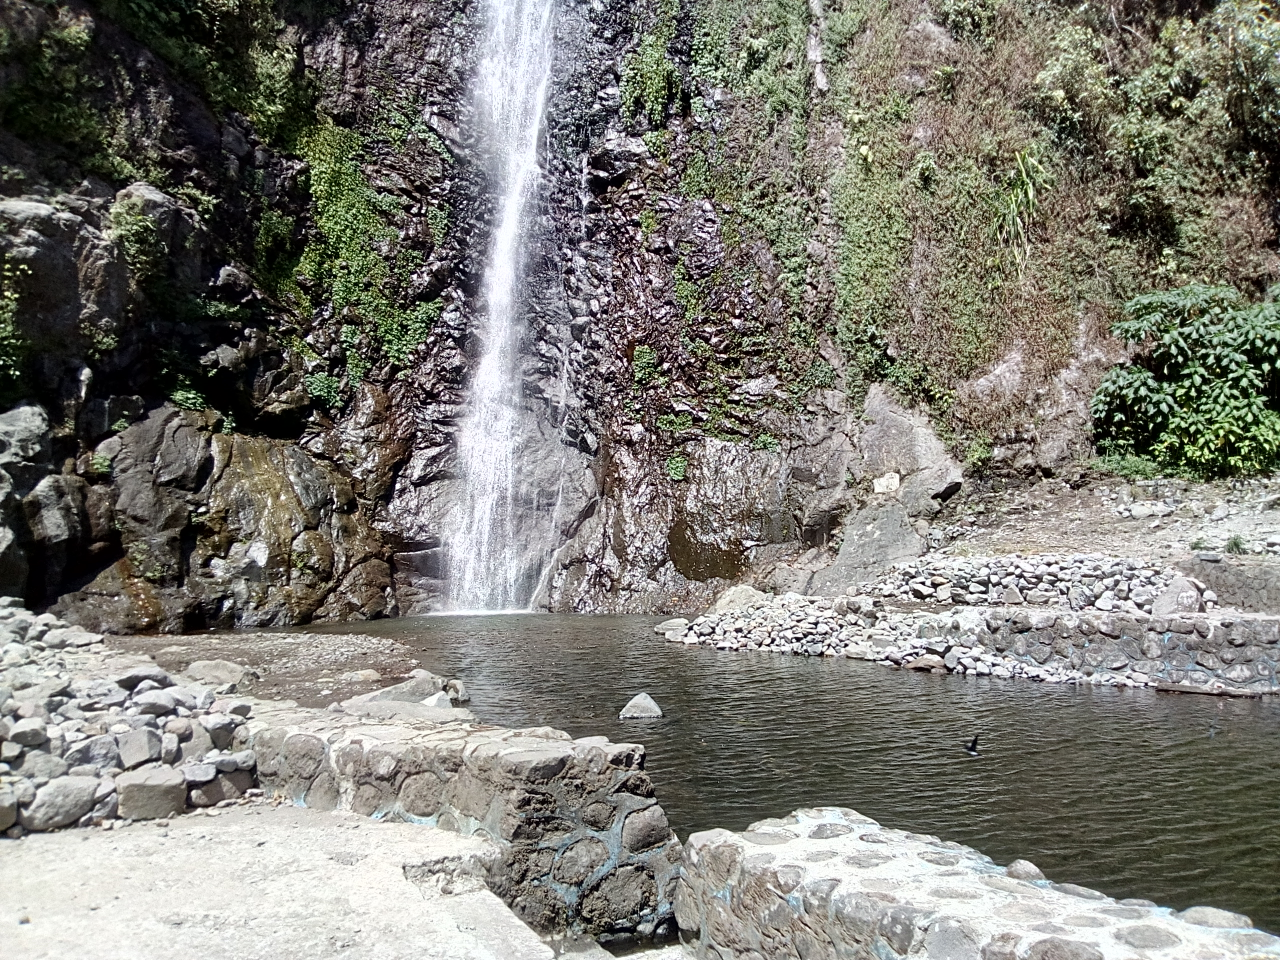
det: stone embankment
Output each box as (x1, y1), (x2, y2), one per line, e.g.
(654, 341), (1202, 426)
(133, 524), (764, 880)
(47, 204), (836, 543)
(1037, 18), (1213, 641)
(663, 577), (1280, 696)
(676, 807), (1280, 959)
(1, 596), (681, 941)
(862, 553), (1185, 612)
(248, 699), (682, 939)
(1, 599), (263, 835)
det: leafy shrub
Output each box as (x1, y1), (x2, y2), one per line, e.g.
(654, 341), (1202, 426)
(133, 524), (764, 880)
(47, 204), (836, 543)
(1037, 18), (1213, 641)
(1090, 284), (1280, 477)
(1093, 453), (1162, 480)
(1033, 26), (1117, 142)
(937, 0), (1001, 43)
(1210, 0), (1280, 155)
(665, 453), (688, 481)
(1224, 533), (1249, 554)
(109, 198), (165, 286)
(304, 372), (342, 408)
(622, 0), (681, 125)
(632, 344), (660, 386)
(169, 383), (206, 410)
(0, 260), (30, 405)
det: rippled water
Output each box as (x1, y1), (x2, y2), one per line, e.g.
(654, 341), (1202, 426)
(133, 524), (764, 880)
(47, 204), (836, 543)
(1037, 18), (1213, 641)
(309, 614), (1280, 930)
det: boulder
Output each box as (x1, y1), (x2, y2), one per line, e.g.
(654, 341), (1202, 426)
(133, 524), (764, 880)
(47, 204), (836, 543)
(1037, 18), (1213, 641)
(1177, 906), (1252, 928)
(184, 660), (250, 685)
(619, 693), (663, 719)
(0, 783), (15, 831)
(9, 716), (48, 746)
(117, 727), (163, 769)
(1006, 859), (1046, 881)
(711, 584), (768, 613)
(905, 654), (945, 671)
(116, 765), (187, 819)
(653, 618), (689, 635)
(1152, 578), (1205, 616)
(131, 689), (177, 715)
(18, 775), (98, 831)
(115, 665), (173, 690)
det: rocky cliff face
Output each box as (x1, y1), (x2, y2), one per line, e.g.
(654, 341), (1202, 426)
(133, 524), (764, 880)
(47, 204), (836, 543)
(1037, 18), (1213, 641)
(0, 0), (1275, 628)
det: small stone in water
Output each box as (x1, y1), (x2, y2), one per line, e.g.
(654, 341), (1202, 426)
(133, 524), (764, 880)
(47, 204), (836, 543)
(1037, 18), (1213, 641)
(619, 693), (663, 719)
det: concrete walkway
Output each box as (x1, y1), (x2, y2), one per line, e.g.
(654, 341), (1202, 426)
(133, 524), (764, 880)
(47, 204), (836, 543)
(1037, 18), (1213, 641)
(0, 803), (554, 960)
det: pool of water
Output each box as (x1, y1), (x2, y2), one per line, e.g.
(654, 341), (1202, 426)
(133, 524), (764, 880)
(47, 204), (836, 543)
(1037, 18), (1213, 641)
(308, 613), (1280, 930)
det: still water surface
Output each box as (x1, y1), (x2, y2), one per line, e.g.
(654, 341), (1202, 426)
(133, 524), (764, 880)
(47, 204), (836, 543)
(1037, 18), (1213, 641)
(310, 614), (1280, 929)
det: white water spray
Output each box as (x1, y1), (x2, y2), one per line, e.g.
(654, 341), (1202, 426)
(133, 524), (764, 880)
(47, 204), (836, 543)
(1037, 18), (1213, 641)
(446, 0), (556, 611)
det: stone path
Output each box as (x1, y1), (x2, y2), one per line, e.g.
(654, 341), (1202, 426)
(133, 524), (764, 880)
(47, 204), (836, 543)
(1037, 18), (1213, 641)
(676, 807), (1280, 959)
(0, 803), (555, 960)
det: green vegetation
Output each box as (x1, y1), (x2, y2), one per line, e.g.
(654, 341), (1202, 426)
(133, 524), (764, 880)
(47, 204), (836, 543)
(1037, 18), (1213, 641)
(632, 344), (661, 386)
(0, 260), (30, 405)
(1093, 453), (1162, 481)
(619, 0), (1280, 462)
(665, 453), (689, 481)
(1225, 533), (1249, 554)
(97, 0), (311, 147)
(109, 198), (165, 287)
(1091, 284), (1280, 477)
(296, 119), (441, 383)
(622, 0), (682, 125)
(658, 411), (694, 432)
(169, 381), (207, 411)
(304, 372), (342, 408)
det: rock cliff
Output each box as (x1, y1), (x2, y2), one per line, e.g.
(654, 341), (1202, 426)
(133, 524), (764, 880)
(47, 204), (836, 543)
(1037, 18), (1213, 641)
(0, 0), (1275, 627)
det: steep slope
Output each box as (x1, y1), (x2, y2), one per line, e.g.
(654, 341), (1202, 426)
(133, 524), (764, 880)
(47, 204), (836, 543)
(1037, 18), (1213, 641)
(0, 0), (1275, 627)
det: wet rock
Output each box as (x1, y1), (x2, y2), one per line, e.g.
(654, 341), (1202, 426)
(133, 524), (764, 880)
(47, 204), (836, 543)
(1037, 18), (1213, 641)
(1177, 906), (1253, 928)
(1006, 859), (1046, 881)
(619, 693), (662, 719)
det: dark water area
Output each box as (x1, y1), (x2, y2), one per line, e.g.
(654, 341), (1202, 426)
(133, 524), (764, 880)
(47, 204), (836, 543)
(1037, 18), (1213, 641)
(307, 613), (1280, 930)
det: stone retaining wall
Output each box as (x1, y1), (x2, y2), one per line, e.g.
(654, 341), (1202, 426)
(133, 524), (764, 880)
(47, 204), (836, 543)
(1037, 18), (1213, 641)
(1180, 557), (1280, 616)
(675, 807), (1280, 959)
(246, 704), (682, 940)
(671, 593), (1280, 696)
(980, 607), (1280, 696)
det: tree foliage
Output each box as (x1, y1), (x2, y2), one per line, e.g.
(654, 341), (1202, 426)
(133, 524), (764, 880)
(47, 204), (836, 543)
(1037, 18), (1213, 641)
(1091, 284), (1280, 476)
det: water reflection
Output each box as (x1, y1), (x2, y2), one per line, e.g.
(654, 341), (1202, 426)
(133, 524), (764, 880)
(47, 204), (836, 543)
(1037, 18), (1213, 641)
(308, 613), (1280, 929)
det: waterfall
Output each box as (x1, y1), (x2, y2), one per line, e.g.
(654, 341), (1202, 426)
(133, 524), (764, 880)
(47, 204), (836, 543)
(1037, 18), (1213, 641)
(446, 0), (556, 611)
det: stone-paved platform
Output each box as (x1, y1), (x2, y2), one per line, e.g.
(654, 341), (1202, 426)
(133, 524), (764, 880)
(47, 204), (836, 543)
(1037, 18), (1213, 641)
(0, 803), (554, 960)
(246, 697), (684, 939)
(675, 807), (1280, 959)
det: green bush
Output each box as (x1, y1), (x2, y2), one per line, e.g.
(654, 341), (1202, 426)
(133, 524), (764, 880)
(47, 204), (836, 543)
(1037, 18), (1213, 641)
(1090, 283), (1280, 477)
(632, 344), (660, 386)
(937, 0), (1001, 42)
(297, 120), (438, 367)
(621, 0), (681, 125)
(304, 372), (342, 408)
(110, 199), (165, 286)
(665, 453), (688, 481)
(0, 260), (30, 405)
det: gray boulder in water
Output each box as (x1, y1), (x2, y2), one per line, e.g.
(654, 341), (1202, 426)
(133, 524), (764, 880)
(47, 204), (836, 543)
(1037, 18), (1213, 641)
(619, 693), (663, 719)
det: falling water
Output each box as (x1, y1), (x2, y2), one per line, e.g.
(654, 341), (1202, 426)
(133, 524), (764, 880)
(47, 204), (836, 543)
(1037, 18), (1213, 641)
(446, 0), (556, 611)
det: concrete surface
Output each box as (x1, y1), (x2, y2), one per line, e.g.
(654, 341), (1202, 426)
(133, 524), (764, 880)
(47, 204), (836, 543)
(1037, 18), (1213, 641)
(0, 803), (554, 960)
